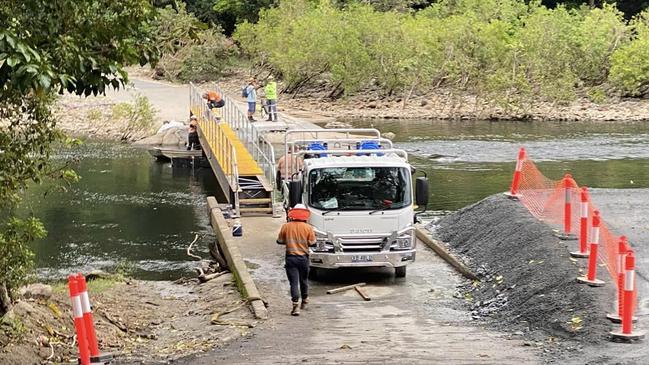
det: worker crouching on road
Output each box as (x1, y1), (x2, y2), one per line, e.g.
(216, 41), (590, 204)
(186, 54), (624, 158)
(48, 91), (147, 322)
(276, 204), (316, 316)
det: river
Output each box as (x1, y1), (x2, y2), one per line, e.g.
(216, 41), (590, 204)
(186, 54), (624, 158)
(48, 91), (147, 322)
(25, 141), (218, 280)
(342, 119), (649, 212)
(26, 120), (649, 279)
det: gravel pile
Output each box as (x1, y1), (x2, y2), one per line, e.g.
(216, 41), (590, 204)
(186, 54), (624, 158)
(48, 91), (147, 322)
(431, 194), (615, 343)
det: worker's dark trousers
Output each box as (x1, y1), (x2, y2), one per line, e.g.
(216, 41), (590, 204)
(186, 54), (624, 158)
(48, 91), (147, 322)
(285, 255), (309, 303)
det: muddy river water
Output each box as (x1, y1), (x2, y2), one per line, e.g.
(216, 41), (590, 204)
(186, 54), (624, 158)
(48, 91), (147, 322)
(27, 120), (649, 279)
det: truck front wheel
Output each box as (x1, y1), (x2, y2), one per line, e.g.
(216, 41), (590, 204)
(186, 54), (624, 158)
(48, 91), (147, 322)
(309, 267), (319, 281)
(395, 266), (407, 278)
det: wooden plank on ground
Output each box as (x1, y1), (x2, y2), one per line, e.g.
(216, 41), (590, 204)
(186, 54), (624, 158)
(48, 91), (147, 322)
(326, 283), (366, 295)
(354, 286), (371, 301)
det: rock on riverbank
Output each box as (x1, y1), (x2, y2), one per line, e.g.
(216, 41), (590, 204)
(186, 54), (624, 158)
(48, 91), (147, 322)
(132, 123), (188, 147)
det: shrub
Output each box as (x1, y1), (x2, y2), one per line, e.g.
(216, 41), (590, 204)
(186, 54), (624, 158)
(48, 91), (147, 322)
(236, 0), (646, 106)
(0, 217), (46, 312)
(154, 3), (238, 82)
(573, 5), (628, 85)
(587, 86), (608, 103)
(609, 11), (649, 96)
(111, 94), (156, 140)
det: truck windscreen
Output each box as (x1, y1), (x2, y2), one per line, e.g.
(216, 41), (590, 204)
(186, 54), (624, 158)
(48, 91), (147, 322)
(308, 167), (411, 211)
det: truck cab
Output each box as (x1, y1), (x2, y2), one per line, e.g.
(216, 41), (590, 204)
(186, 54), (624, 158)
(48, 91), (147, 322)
(281, 129), (428, 278)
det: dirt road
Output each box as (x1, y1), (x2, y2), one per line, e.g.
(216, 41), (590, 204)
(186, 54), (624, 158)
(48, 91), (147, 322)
(107, 78), (189, 124)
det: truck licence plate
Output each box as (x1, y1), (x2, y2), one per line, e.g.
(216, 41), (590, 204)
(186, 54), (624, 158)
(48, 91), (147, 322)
(351, 255), (373, 263)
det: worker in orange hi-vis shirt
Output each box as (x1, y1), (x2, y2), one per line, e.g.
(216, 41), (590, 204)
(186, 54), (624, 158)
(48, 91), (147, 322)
(276, 204), (316, 316)
(202, 90), (224, 109)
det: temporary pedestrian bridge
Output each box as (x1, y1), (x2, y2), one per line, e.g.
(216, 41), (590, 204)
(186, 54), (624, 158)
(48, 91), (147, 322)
(189, 83), (276, 218)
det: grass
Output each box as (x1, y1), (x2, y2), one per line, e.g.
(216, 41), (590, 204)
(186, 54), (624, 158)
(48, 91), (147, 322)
(50, 275), (125, 296)
(0, 316), (25, 340)
(86, 108), (103, 122)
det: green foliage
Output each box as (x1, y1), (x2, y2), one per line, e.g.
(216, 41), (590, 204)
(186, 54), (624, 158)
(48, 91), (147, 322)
(112, 95), (157, 140)
(609, 11), (649, 96)
(237, 0), (645, 110)
(154, 4), (238, 82)
(0, 316), (25, 339)
(86, 108), (103, 122)
(0, 1), (159, 98)
(85, 277), (121, 294)
(0, 96), (61, 204)
(573, 5), (628, 84)
(0, 218), (46, 299)
(0, 0), (159, 314)
(185, 0), (225, 27)
(587, 86), (608, 103)
(212, 0), (276, 35)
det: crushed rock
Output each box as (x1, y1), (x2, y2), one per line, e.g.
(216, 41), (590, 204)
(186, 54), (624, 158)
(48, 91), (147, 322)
(431, 194), (615, 351)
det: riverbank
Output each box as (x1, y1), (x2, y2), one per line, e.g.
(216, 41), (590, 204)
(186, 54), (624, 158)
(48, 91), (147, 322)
(206, 69), (649, 123)
(55, 67), (649, 143)
(0, 275), (254, 364)
(54, 93), (157, 142)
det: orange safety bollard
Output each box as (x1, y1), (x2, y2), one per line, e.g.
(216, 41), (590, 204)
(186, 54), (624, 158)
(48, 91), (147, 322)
(68, 275), (91, 365)
(505, 147), (525, 199)
(76, 274), (99, 358)
(570, 187), (590, 258)
(577, 210), (605, 287)
(556, 174), (577, 240)
(607, 237), (637, 323)
(610, 251), (645, 341)
(76, 273), (114, 364)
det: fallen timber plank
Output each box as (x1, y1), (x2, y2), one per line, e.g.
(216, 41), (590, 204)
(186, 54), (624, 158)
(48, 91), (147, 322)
(326, 283), (366, 295)
(354, 286), (371, 301)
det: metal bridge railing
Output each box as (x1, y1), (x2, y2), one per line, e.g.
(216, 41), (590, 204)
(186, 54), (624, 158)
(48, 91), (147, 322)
(213, 84), (276, 192)
(189, 83), (240, 215)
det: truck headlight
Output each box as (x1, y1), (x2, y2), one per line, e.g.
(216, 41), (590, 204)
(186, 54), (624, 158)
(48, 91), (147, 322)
(314, 230), (331, 252)
(316, 237), (328, 251)
(394, 232), (414, 250)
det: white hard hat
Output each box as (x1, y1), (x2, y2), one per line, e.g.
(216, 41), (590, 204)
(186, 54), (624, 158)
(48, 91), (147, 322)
(293, 204), (307, 210)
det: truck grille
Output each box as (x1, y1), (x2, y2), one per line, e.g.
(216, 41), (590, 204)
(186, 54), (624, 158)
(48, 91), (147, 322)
(337, 236), (387, 252)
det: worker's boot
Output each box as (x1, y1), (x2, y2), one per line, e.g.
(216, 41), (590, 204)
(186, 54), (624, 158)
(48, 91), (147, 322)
(300, 298), (309, 310)
(291, 302), (300, 316)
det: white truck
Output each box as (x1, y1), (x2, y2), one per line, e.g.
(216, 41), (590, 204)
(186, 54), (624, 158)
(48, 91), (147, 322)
(281, 129), (428, 278)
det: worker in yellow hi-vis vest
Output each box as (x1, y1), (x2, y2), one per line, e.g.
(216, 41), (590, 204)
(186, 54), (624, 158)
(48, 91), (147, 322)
(264, 76), (278, 122)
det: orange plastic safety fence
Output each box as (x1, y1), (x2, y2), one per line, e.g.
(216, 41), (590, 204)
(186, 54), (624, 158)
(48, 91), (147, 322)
(511, 150), (638, 308)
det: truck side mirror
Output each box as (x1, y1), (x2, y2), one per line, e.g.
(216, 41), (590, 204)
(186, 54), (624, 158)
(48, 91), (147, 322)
(288, 180), (303, 208)
(415, 177), (429, 208)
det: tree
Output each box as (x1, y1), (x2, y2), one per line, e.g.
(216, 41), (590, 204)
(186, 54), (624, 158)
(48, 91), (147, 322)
(0, 0), (159, 315)
(609, 10), (649, 96)
(212, 0), (277, 35)
(184, 0), (227, 28)
(538, 0), (648, 18)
